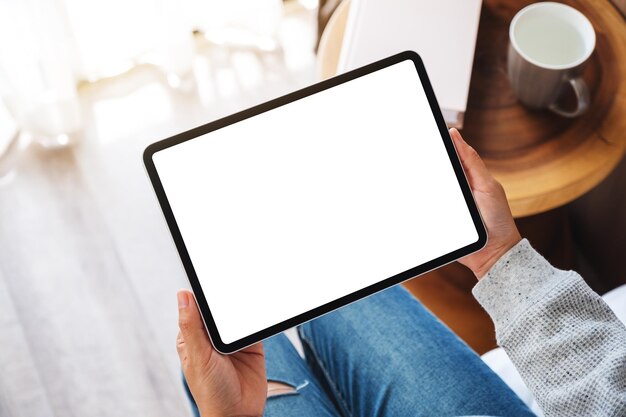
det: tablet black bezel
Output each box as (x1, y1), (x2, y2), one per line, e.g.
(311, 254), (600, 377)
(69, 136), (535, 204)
(143, 51), (487, 354)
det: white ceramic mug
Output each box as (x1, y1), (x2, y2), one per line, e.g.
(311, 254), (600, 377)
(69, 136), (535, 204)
(508, 2), (596, 117)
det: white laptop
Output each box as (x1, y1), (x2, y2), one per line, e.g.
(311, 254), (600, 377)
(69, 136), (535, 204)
(338, 0), (483, 127)
(144, 52), (487, 353)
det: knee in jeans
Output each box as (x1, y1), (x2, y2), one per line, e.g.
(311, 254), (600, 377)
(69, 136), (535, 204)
(267, 379), (309, 399)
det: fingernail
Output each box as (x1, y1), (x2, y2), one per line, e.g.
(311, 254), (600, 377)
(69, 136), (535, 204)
(177, 291), (189, 308)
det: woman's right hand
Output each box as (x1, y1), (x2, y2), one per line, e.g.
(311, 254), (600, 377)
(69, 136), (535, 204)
(449, 128), (522, 279)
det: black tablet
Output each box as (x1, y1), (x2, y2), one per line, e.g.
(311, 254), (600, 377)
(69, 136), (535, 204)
(144, 51), (487, 354)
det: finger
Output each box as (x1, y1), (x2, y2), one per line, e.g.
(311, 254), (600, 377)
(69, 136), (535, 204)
(177, 290), (211, 356)
(241, 341), (264, 356)
(449, 128), (493, 190)
(176, 331), (188, 362)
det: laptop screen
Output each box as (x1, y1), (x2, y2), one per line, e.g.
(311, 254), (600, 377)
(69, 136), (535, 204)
(149, 56), (482, 349)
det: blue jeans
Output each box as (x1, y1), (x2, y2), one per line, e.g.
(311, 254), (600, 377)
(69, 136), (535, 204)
(184, 285), (535, 417)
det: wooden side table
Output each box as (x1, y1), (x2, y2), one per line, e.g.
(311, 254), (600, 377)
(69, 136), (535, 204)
(318, 0), (626, 353)
(318, 0), (626, 218)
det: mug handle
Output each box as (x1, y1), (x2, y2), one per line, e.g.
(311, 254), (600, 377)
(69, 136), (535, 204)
(549, 76), (590, 118)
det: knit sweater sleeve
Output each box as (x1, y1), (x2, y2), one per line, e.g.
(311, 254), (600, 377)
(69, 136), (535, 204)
(472, 239), (626, 417)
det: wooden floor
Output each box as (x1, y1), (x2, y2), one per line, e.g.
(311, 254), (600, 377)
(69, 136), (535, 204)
(0, 18), (318, 416)
(0, 129), (194, 417)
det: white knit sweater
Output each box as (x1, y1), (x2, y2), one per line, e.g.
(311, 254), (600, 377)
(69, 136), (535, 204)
(472, 239), (626, 416)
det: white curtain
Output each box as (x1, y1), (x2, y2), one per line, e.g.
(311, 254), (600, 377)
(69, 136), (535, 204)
(0, 0), (283, 142)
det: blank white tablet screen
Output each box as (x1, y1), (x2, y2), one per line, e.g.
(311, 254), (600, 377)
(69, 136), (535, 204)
(152, 59), (478, 344)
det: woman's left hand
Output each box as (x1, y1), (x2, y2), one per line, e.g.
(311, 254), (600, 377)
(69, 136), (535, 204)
(176, 290), (267, 417)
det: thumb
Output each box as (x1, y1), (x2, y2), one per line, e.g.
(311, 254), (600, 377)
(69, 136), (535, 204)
(449, 128), (493, 191)
(177, 290), (211, 355)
